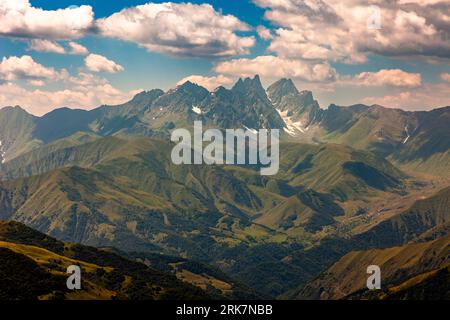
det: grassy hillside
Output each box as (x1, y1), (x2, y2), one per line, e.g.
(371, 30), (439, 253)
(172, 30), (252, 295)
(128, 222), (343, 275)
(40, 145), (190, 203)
(0, 135), (416, 297)
(0, 221), (214, 300)
(0, 221), (266, 300)
(352, 186), (450, 248)
(278, 142), (405, 201)
(319, 104), (450, 177)
(0, 106), (40, 162)
(296, 235), (450, 300)
(349, 265), (450, 300)
(321, 104), (414, 156)
(390, 106), (450, 176)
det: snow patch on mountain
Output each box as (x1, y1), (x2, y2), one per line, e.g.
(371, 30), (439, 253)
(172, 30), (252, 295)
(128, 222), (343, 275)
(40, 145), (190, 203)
(243, 125), (258, 135)
(403, 126), (410, 144)
(276, 109), (305, 136)
(0, 140), (6, 164)
(266, 90), (274, 104)
(192, 106), (202, 114)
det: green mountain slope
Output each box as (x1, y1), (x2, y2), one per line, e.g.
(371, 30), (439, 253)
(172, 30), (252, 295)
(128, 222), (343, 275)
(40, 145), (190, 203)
(0, 106), (39, 162)
(278, 142), (405, 202)
(348, 264), (450, 300)
(389, 106), (450, 175)
(0, 221), (213, 300)
(0, 135), (414, 297)
(353, 186), (450, 248)
(0, 136), (408, 238)
(296, 235), (450, 300)
(255, 189), (344, 233)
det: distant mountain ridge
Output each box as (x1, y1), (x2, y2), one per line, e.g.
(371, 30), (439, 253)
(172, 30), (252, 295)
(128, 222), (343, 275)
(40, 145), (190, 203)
(1, 75), (449, 175)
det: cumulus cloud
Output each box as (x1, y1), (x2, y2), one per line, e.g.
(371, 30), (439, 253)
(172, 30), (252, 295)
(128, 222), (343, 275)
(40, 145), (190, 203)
(84, 54), (124, 73)
(97, 2), (255, 58)
(28, 79), (45, 87)
(26, 39), (88, 55)
(253, 0), (450, 63)
(361, 82), (450, 110)
(68, 42), (89, 55)
(177, 75), (234, 91)
(0, 0), (94, 40)
(0, 55), (65, 82)
(256, 26), (273, 40)
(353, 69), (422, 87)
(440, 73), (450, 83)
(214, 55), (337, 82)
(0, 73), (139, 116)
(398, 0), (447, 5)
(28, 39), (65, 54)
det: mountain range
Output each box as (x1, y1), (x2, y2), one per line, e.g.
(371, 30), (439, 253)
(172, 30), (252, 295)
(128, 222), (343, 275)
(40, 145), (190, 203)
(0, 75), (449, 299)
(1, 76), (449, 175)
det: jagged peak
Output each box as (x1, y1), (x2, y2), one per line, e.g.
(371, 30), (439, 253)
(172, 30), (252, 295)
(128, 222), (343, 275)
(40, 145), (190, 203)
(299, 90), (314, 103)
(268, 78), (298, 95)
(299, 90), (312, 96)
(177, 80), (206, 90)
(171, 81), (209, 97)
(267, 78), (299, 104)
(130, 89), (164, 103)
(214, 85), (227, 92)
(213, 85), (233, 96)
(0, 105), (33, 116)
(231, 75), (264, 93)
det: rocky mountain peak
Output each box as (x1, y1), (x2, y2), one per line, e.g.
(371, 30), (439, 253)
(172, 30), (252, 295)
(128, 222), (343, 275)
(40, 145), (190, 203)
(298, 90), (315, 107)
(232, 75), (265, 96)
(130, 89), (164, 104)
(267, 78), (299, 104)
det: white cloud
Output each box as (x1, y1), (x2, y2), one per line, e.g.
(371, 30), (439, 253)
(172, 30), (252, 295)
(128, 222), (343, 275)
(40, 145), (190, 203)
(0, 55), (64, 82)
(253, 0), (450, 63)
(0, 73), (138, 116)
(97, 2), (255, 58)
(28, 39), (65, 54)
(214, 55), (337, 82)
(28, 79), (45, 87)
(85, 54), (124, 73)
(398, 0), (446, 5)
(177, 75), (234, 91)
(0, 0), (94, 40)
(27, 39), (88, 55)
(353, 69), (422, 87)
(361, 82), (450, 110)
(256, 26), (273, 40)
(68, 41), (89, 55)
(440, 73), (450, 83)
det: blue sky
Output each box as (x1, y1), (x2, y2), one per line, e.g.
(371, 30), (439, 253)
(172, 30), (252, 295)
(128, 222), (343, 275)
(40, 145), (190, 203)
(25, 0), (270, 90)
(0, 0), (449, 115)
